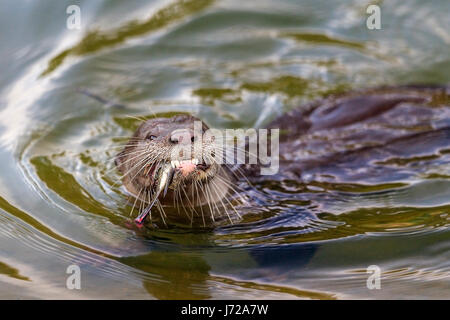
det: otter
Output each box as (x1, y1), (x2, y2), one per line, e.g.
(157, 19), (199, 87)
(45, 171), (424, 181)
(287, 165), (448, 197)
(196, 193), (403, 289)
(115, 85), (450, 225)
(115, 115), (236, 224)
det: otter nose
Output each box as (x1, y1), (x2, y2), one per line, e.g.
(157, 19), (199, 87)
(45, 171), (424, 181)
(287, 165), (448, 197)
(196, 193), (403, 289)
(170, 129), (194, 144)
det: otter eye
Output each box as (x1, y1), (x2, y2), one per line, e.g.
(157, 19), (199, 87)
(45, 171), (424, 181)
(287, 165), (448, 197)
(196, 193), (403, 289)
(146, 134), (157, 141)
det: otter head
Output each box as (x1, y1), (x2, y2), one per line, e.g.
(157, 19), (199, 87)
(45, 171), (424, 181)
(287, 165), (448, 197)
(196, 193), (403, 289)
(115, 115), (233, 220)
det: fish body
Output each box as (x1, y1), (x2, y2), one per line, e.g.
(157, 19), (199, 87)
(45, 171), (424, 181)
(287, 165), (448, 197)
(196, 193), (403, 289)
(135, 164), (174, 225)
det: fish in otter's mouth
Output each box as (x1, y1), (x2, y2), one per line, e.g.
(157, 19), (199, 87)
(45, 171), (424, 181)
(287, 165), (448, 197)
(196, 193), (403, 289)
(115, 114), (241, 225)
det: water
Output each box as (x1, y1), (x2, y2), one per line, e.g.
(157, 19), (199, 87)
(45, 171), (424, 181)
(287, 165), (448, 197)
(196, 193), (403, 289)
(0, 0), (449, 299)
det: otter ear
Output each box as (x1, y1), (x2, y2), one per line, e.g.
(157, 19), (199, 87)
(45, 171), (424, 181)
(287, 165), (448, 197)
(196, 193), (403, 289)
(114, 151), (124, 173)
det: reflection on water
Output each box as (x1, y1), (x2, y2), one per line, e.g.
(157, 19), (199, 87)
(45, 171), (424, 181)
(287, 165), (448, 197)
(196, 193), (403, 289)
(41, 0), (215, 76)
(0, 0), (449, 299)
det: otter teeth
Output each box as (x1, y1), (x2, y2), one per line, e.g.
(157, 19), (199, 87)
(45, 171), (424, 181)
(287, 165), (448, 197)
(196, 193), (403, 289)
(171, 160), (180, 168)
(170, 159), (200, 168)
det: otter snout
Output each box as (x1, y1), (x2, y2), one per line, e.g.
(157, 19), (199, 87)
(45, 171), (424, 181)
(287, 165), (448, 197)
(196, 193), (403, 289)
(169, 128), (195, 145)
